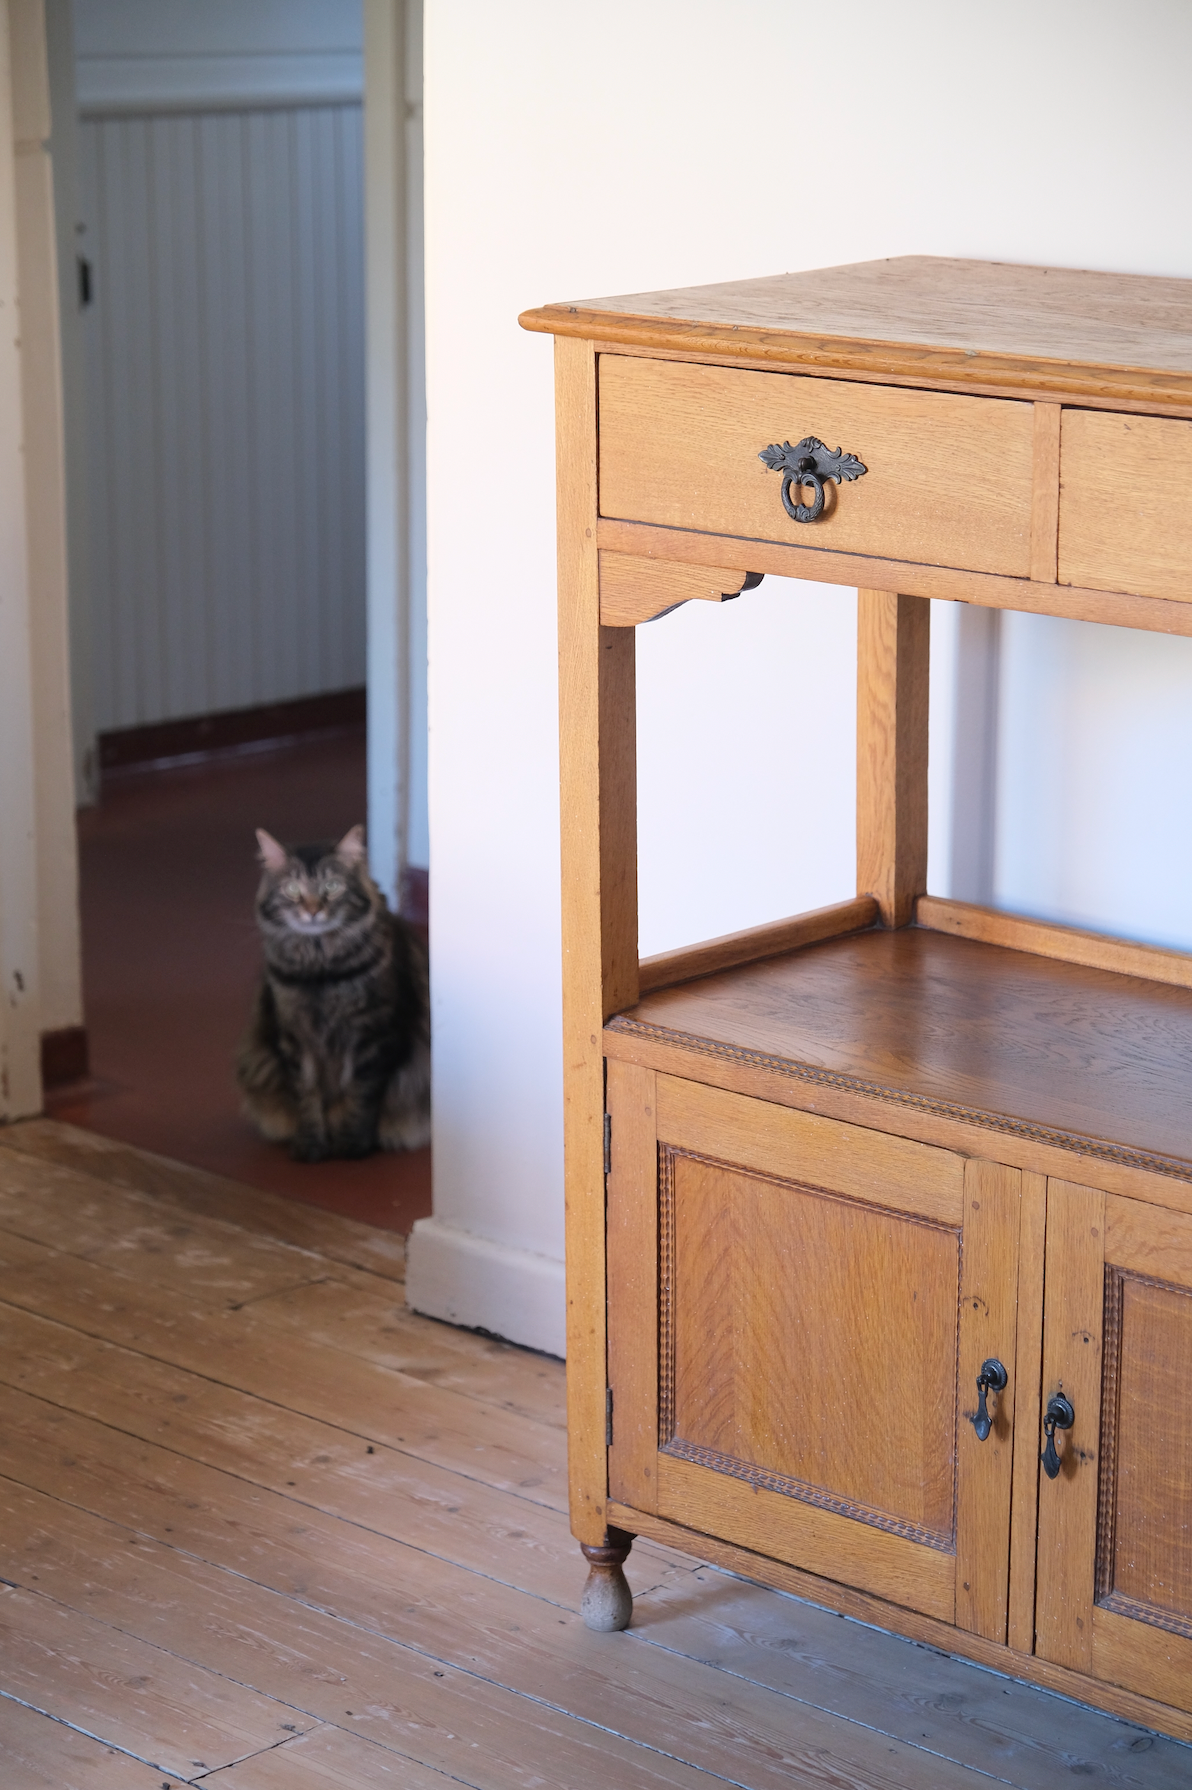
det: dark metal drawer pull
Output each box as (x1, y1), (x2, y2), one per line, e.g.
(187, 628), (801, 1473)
(971, 1357), (1008, 1442)
(1041, 1393), (1075, 1479)
(759, 436), (867, 524)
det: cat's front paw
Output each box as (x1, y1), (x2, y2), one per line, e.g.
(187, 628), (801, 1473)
(289, 1134), (329, 1163)
(329, 1133), (376, 1160)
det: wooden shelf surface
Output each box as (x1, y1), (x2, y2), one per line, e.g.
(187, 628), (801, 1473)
(608, 924), (1192, 1170)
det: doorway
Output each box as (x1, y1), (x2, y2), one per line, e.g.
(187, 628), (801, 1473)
(45, 0), (429, 1232)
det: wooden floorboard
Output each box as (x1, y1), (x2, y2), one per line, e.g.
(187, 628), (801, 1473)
(201, 1722), (476, 1787)
(0, 1122), (407, 1284)
(0, 1120), (1188, 1789)
(0, 1692), (179, 1790)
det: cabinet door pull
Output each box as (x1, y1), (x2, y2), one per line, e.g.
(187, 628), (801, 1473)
(758, 436), (867, 523)
(971, 1357), (1008, 1441)
(1041, 1393), (1075, 1479)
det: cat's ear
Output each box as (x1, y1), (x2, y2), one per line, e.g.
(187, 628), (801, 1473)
(335, 824), (366, 867)
(255, 829), (289, 874)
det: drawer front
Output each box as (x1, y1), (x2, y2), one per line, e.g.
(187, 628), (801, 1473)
(598, 355), (1035, 577)
(1059, 409), (1192, 601)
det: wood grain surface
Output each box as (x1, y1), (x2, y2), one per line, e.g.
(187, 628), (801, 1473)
(1034, 1179), (1107, 1676)
(1109, 1276), (1192, 1617)
(2, 1121), (1190, 1775)
(597, 512), (1192, 641)
(612, 1500), (1192, 1755)
(0, 1116), (407, 1281)
(954, 1160), (1021, 1644)
(856, 590), (930, 926)
(1007, 1172), (1048, 1655)
(598, 551), (751, 625)
(598, 355), (1034, 576)
(656, 1074), (960, 1220)
(1030, 402), (1062, 583)
(639, 895), (878, 994)
(605, 1058), (660, 1512)
(555, 335), (637, 1546)
(1060, 409), (1192, 602)
(522, 256), (1192, 409)
(668, 1151), (960, 1538)
(916, 895), (1192, 990)
(614, 926), (1192, 1169)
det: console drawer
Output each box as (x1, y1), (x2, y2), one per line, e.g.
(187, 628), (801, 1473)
(1059, 409), (1192, 601)
(598, 355), (1035, 577)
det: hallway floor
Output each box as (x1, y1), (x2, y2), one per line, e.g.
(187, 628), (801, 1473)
(50, 728), (431, 1234)
(1, 1118), (1186, 1789)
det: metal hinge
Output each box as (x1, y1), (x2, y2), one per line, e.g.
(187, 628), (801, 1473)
(606, 1386), (614, 1447)
(603, 1112), (611, 1177)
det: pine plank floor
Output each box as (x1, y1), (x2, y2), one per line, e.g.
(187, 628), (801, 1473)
(0, 1119), (1187, 1789)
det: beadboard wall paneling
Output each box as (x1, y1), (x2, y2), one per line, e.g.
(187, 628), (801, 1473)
(80, 102), (366, 733)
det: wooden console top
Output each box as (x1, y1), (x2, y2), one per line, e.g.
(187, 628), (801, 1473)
(520, 255), (1192, 409)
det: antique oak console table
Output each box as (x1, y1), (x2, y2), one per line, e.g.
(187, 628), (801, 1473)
(519, 259), (1192, 1739)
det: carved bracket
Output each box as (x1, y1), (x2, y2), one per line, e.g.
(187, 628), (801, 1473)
(599, 552), (763, 626)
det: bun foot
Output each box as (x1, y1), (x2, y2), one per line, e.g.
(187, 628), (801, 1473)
(580, 1528), (634, 1631)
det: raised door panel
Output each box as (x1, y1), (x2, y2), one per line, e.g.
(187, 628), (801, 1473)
(1036, 1182), (1192, 1714)
(1059, 410), (1192, 603)
(607, 1072), (1021, 1636)
(597, 356), (1035, 577)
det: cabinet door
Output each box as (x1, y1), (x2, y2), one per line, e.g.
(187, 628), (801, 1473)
(1036, 1181), (1192, 1711)
(606, 1063), (1022, 1638)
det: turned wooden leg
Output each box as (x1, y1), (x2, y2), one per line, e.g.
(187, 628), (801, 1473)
(579, 1527), (634, 1631)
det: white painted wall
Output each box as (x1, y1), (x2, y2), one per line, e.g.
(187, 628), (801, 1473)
(411, 0), (1192, 1355)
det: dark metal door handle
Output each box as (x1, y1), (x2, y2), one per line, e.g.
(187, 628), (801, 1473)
(758, 436), (867, 524)
(970, 1358), (1008, 1441)
(1041, 1393), (1075, 1479)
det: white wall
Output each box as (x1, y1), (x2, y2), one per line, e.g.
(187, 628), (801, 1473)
(413, 0), (1192, 1354)
(997, 619), (1192, 949)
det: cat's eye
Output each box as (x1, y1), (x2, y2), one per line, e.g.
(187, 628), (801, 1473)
(323, 877), (345, 896)
(281, 878), (303, 899)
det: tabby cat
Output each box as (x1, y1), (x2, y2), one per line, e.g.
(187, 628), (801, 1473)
(237, 825), (430, 1160)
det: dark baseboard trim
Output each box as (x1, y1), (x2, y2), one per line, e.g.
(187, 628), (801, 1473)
(41, 1026), (89, 1090)
(99, 688), (366, 773)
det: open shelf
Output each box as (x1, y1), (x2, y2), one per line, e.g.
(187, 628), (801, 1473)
(608, 923), (1192, 1173)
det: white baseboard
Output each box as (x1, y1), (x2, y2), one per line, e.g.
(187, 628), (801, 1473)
(405, 1217), (566, 1358)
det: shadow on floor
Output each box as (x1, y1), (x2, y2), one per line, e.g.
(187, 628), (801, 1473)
(50, 727), (431, 1234)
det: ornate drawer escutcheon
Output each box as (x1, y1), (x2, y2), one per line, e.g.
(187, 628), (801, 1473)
(759, 435), (868, 522)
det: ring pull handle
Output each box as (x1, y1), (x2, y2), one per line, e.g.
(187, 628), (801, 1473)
(970, 1357), (1008, 1442)
(782, 462), (824, 523)
(758, 436), (867, 526)
(1041, 1393), (1075, 1479)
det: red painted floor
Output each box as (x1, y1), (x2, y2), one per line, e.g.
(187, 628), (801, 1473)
(50, 728), (432, 1234)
